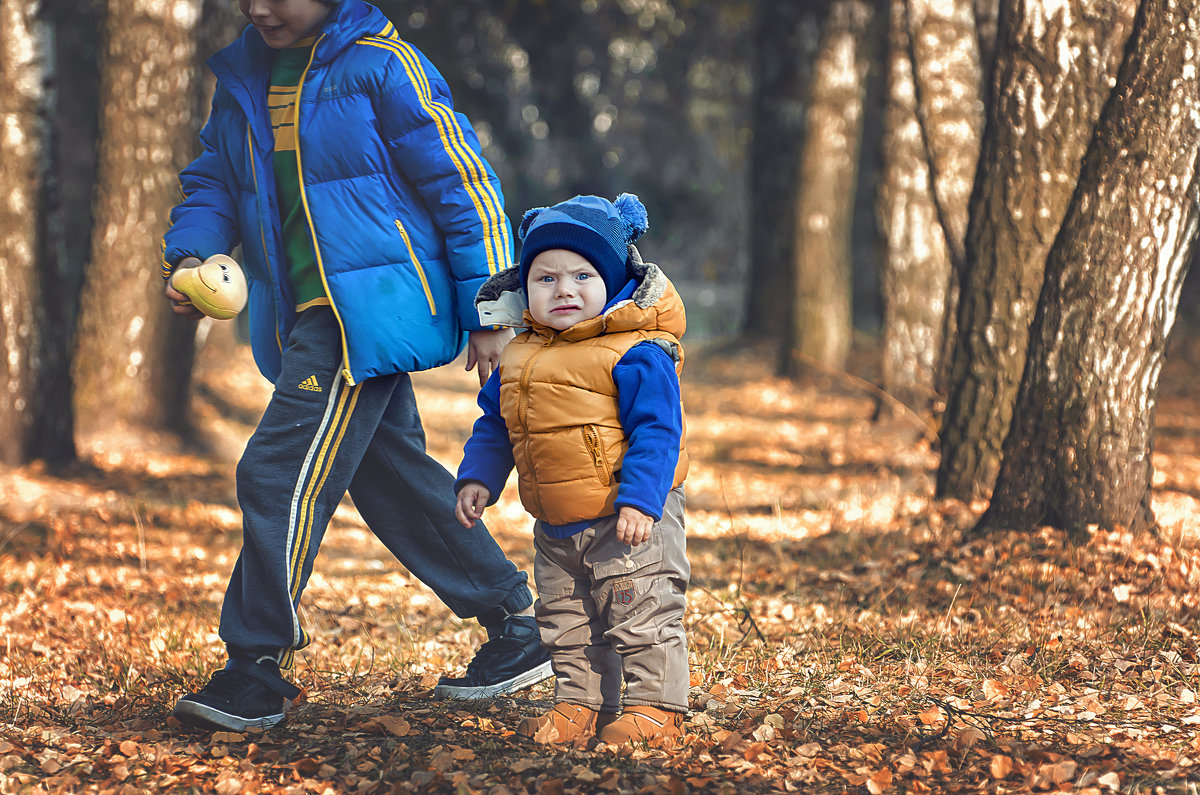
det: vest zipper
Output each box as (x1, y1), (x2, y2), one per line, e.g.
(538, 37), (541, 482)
(293, 34), (355, 385)
(582, 424), (611, 485)
(394, 220), (437, 315)
(517, 339), (551, 512)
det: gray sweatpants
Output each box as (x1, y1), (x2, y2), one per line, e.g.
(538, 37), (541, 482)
(532, 487), (689, 713)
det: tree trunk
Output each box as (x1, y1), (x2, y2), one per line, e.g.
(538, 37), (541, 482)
(72, 0), (205, 439)
(878, 0), (982, 410)
(980, 0), (1200, 537)
(907, 0), (983, 273)
(0, 0), (75, 465)
(783, 0), (874, 376)
(878, 0), (950, 410)
(973, 0), (1001, 101)
(744, 1), (826, 339)
(936, 0), (1137, 499)
(907, 0), (984, 391)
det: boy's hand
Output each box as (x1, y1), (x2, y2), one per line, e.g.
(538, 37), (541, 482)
(616, 506), (654, 546)
(466, 328), (515, 387)
(455, 482), (492, 528)
(165, 257), (205, 319)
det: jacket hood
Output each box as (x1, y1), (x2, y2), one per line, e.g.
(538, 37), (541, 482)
(476, 244), (686, 341)
(211, 0), (387, 83)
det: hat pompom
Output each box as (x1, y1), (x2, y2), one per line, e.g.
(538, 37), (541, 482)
(614, 193), (648, 243)
(518, 207), (547, 241)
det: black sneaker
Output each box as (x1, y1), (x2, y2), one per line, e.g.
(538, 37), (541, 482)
(172, 657), (301, 731)
(432, 614), (553, 699)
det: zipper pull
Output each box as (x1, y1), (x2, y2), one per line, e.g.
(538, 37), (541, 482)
(585, 427), (604, 467)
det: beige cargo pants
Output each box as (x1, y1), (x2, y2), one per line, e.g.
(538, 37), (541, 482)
(532, 487), (689, 714)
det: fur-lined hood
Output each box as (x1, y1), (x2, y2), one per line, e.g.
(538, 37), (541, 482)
(475, 244), (686, 340)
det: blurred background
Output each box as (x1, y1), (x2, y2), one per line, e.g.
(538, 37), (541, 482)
(3, 0), (1198, 534)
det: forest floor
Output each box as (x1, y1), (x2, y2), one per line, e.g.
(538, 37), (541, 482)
(1, 321), (1199, 794)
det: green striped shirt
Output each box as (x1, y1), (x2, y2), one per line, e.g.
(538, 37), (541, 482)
(270, 38), (328, 311)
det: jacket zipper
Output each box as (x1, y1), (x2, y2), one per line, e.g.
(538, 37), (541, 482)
(394, 220), (437, 315)
(582, 424), (611, 485)
(293, 34), (356, 385)
(247, 124), (284, 356)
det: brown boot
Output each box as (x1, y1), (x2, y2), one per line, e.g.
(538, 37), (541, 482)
(596, 705), (686, 747)
(516, 702), (606, 744)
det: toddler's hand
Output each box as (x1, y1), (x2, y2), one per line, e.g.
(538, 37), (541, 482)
(455, 482), (491, 528)
(616, 506), (654, 546)
(466, 328), (515, 387)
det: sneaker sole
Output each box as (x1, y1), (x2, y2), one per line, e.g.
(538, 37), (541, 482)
(173, 700), (289, 732)
(432, 660), (554, 700)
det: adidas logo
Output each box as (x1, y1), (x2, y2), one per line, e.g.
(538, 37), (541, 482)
(298, 375), (322, 392)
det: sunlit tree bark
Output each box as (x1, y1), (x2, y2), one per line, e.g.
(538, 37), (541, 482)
(783, 0), (874, 375)
(937, 0), (1137, 499)
(878, 0), (948, 410)
(878, 0), (982, 410)
(73, 0), (205, 438)
(907, 0), (982, 274)
(980, 0), (1200, 537)
(0, 1), (76, 465)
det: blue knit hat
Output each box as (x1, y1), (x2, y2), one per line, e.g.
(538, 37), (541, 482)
(517, 194), (649, 300)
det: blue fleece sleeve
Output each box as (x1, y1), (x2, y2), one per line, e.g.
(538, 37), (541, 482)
(612, 342), (683, 521)
(455, 370), (515, 503)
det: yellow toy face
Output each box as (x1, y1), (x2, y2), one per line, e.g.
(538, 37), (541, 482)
(171, 255), (248, 320)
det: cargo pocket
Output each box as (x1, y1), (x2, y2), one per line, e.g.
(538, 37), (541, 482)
(591, 527), (664, 617)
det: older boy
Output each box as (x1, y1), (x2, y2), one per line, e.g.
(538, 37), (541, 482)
(162, 0), (550, 731)
(455, 194), (691, 747)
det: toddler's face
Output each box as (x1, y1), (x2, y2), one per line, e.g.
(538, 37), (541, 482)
(239, 0), (332, 49)
(526, 250), (607, 332)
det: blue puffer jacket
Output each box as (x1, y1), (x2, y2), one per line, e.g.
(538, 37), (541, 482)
(162, 0), (513, 384)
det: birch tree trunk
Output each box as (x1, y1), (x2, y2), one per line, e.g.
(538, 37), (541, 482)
(980, 0), (1200, 537)
(0, 1), (74, 465)
(877, 0), (982, 410)
(783, 0), (874, 375)
(937, 0), (1137, 499)
(72, 0), (205, 438)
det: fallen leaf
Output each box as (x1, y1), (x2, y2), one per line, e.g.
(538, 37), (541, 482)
(918, 705), (944, 726)
(982, 679), (1009, 700)
(1041, 760), (1077, 785)
(990, 755), (1013, 780)
(867, 767), (893, 794)
(956, 727), (985, 750)
(357, 716), (411, 737)
(290, 757), (321, 775)
(532, 720), (560, 744)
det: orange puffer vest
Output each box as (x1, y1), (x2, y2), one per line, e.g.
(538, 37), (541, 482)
(491, 255), (688, 524)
